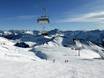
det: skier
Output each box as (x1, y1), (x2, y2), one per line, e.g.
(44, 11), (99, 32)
(65, 60), (67, 63)
(65, 59), (69, 63)
(53, 59), (55, 63)
(66, 60), (69, 63)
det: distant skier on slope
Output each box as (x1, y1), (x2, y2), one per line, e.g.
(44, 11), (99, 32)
(53, 59), (55, 63)
(65, 60), (69, 63)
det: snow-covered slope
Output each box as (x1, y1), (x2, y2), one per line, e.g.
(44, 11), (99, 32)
(33, 39), (101, 60)
(0, 58), (104, 78)
(0, 37), (40, 61)
(0, 29), (103, 60)
(0, 29), (103, 78)
(0, 37), (14, 46)
(74, 40), (101, 59)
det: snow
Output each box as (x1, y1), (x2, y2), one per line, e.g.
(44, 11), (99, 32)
(0, 57), (104, 78)
(0, 37), (14, 46)
(80, 49), (100, 59)
(35, 40), (101, 60)
(0, 37), (40, 61)
(43, 41), (59, 47)
(35, 46), (100, 62)
(25, 31), (34, 35)
(4, 31), (12, 35)
(0, 45), (102, 78)
(75, 40), (83, 48)
(74, 40), (101, 59)
(24, 41), (36, 47)
(0, 29), (103, 78)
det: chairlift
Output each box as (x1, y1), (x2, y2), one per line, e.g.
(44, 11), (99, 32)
(37, 8), (50, 35)
(37, 16), (49, 24)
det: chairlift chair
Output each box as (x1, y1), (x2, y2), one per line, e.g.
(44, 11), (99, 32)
(37, 7), (50, 36)
(37, 16), (50, 24)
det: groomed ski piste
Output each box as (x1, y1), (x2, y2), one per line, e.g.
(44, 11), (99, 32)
(0, 30), (104, 78)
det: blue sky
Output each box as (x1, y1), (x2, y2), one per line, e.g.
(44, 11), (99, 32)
(0, 0), (104, 30)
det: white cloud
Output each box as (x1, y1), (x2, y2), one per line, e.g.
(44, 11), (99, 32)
(59, 11), (104, 23)
(6, 15), (36, 20)
(17, 15), (35, 19)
